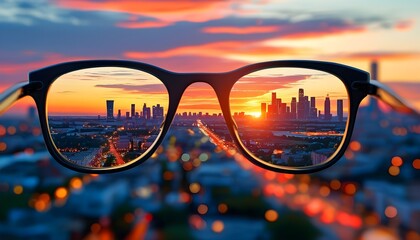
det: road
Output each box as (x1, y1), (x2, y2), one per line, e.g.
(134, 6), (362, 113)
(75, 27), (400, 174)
(197, 119), (362, 240)
(108, 139), (126, 165)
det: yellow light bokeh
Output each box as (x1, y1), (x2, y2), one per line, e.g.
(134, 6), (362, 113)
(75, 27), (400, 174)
(265, 209), (279, 222)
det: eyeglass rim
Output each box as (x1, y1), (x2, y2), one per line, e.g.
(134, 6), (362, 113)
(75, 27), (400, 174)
(26, 59), (369, 173)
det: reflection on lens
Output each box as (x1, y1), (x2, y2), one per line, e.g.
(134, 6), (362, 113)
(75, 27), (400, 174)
(47, 67), (168, 169)
(230, 68), (348, 168)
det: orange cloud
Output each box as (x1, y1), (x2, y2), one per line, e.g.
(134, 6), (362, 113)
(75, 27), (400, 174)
(55, 0), (238, 23)
(394, 19), (415, 31)
(330, 51), (420, 61)
(202, 26), (280, 34)
(116, 20), (172, 29)
(125, 41), (307, 60)
(282, 25), (366, 39)
(0, 53), (80, 75)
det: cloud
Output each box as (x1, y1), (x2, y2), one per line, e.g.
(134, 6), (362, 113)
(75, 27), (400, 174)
(95, 83), (167, 94)
(393, 19), (415, 31)
(328, 51), (420, 61)
(0, 0), (83, 25)
(54, 0), (240, 23)
(203, 26), (280, 35)
(125, 41), (308, 60)
(0, 52), (81, 75)
(116, 20), (172, 29)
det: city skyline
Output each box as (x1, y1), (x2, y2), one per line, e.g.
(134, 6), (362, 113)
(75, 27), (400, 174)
(106, 100), (164, 121)
(260, 88), (345, 121)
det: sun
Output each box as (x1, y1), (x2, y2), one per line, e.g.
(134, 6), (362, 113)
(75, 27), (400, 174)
(248, 112), (261, 118)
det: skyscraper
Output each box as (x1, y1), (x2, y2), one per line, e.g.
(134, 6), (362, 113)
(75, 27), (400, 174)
(271, 92), (278, 114)
(298, 88), (304, 99)
(106, 100), (114, 121)
(143, 103), (151, 120)
(368, 61), (380, 114)
(261, 103), (267, 119)
(337, 99), (343, 122)
(324, 95), (331, 121)
(291, 97), (297, 119)
(131, 104), (135, 119)
(304, 96), (310, 119)
(310, 97), (317, 119)
(152, 104), (164, 119)
(117, 109), (121, 120)
(297, 89), (305, 120)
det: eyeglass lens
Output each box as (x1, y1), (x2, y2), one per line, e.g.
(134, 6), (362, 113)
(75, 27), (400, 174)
(229, 68), (349, 167)
(47, 67), (169, 168)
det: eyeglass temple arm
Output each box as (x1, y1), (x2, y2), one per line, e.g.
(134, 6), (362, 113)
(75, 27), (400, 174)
(368, 80), (418, 115)
(0, 82), (41, 114)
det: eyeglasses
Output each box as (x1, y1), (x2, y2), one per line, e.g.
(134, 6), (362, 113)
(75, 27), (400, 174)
(0, 60), (416, 173)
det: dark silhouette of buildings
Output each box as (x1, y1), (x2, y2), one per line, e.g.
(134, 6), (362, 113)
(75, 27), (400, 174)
(324, 95), (332, 121)
(152, 104), (164, 120)
(337, 99), (343, 122)
(142, 103), (151, 120)
(260, 88), (342, 121)
(106, 100), (114, 121)
(131, 104), (135, 119)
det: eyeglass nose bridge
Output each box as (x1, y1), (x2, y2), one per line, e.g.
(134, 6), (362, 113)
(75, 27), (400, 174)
(168, 71), (242, 140)
(165, 71), (237, 110)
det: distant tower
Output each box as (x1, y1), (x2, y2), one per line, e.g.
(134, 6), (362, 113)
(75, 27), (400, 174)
(152, 104), (164, 119)
(298, 88), (304, 99)
(337, 99), (343, 122)
(28, 106), (36, 121)
(324, 95), (331, 121)
(310, 97), (317, 119)
(291, 97), (297, 119)
(131, 104), (135, 119)
(106, 100), (114, 121)
(117, 109), (121, 120)
(261, 103), (267, 119)
(143, 103), (151, 120)
(297, 89), (305, 120)
(371, 61), (378, 80)
(271, 92), (278, 114)
(368, 61), (380, 114)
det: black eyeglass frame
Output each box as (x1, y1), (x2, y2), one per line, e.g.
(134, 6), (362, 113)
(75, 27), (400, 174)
(1, 60), (415, 174)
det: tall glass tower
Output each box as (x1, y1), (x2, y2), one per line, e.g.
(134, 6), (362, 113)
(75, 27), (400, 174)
(106, 100), (114, 121)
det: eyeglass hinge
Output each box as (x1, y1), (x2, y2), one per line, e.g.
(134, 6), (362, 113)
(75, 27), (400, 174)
(22, 82), (43, 95)
(351, 81), (376, 95)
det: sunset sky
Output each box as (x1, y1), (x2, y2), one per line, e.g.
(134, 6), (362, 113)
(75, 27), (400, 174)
(0, 0), (419, 115)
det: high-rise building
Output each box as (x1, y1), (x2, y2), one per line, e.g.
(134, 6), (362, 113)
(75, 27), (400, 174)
(280, 103), (287, 115)
(131, 104), (135, 119)
(28, 106), (36, 120)
(310, 97), (316, 108)
(310, 97), (317, 119)
(298, 88), (304, 99)
(117, 109), (121, 120)
(291, 97), (297, 119)
(271, 92), (278, 114)
(324, 95), (332, 121)
(261, 103), (267, 119)
(152, 104), (164, 119)
(337, 99), (343, 122)
(106, 100), (114, 121)
(368, 61), (380, 114)
(276, 99), (282, 114)
(304, 96), (310, 119)
(143, 103), (151, 120)
(126, 112), (130, 120)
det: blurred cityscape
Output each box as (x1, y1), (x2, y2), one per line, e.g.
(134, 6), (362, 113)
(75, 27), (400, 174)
(0, 66), (419, 240)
